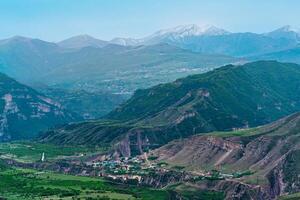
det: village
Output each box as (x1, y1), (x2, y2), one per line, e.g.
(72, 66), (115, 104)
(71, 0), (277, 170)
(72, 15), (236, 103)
(80, 153), (254, 184)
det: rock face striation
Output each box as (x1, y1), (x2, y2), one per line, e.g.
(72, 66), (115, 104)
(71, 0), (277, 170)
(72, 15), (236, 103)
(0, 73), (80, 141)
(151, 112), (300, 199)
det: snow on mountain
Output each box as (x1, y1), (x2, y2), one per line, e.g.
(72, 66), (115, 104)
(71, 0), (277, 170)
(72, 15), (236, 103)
(110, 24), (230, 46)
(51, 24), (300, 51)
(149, 24), (230, 38)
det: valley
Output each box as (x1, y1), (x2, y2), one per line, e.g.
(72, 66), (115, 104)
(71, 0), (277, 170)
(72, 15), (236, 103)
(1, 8), (300, 199)
(3, 110), (299, 200)
(0, 37), (237, 119)
(0, 141), (226, 200)
(2, 24), (300, 121)
(2, 59), (300, 199)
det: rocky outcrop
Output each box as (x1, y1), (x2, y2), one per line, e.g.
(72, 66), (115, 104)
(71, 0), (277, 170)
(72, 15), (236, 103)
(150, 113), (300, 199)
(0, 73), (80, 141)
(267, 149), (300, 198)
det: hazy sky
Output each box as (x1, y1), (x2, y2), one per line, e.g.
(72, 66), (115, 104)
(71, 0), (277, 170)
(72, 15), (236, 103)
(1, 0), (300, 41)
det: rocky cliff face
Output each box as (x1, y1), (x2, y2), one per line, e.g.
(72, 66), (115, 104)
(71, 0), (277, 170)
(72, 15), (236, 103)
(150, 112), (300, 199)
(0, 73), (80, 141)
(267, 149), (300, 198)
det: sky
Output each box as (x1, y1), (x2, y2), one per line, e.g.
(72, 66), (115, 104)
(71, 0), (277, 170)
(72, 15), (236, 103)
(0, 0), (300, 42)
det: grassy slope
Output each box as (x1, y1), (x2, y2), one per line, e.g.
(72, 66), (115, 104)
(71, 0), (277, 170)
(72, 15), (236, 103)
(108, 61), (300, 124)
(0, 166), (169, 200)
(41, 61), (300, 148)
(206, 127), (261, 138)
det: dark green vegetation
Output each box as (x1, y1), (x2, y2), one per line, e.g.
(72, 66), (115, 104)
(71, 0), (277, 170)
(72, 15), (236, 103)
(41, 61), (300, 157)
(0, 164), (170, 200)
(0, 73), (80, 141)
(108, 61), (300, 123)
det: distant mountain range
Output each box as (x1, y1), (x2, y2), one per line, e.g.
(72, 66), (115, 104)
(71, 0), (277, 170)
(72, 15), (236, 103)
(2, 24), (300, 200)
(54, 24), (300, 57)
(0, 36), (237, 118)
(0, 73), (80, 141)
(40, 61), (300, 157)
(109, 24), (300, 57)
(1, 24), (300, 119)
(1, 24), (300, 90)
(0, 35), (237, 89)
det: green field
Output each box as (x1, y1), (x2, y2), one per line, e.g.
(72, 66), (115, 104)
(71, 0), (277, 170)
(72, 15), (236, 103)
(0, 141), (107, 163)
(0, 141), (228, 200)
(0, 162), (169, 200)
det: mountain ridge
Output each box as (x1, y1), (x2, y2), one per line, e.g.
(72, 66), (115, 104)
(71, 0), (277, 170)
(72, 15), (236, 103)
(2, 24), (300, 55)
(40, 61), (300, 157)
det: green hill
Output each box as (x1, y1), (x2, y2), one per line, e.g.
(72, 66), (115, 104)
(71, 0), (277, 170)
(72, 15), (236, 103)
(40, 61), (300, 156)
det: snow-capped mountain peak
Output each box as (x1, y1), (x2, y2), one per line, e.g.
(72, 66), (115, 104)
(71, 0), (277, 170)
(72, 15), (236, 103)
(152, 24), (230, 38)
